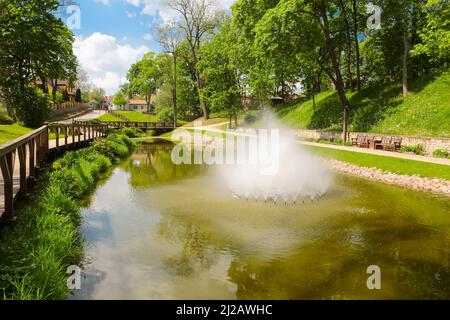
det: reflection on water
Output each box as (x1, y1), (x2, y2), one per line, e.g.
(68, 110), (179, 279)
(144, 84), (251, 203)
(71, 143), (450, 300)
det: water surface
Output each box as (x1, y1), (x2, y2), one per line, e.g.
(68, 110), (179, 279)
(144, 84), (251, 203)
(72, 143), (450, 299)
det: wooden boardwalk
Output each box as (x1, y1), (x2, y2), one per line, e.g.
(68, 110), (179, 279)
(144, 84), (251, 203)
(0, 124), (107, 223)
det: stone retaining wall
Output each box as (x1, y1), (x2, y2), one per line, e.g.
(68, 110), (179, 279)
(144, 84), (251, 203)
(293, 129), (450, 156)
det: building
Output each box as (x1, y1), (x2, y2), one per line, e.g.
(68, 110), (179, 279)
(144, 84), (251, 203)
(101, 96), (113, 110)
(35, 79), (78, 109)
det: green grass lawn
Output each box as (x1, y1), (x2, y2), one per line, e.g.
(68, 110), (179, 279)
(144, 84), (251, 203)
(115, 111), (158, 122)
(277, 70), (450, 137)
(97, 113), (125, 122)
(0, 123), (34, 144)
(305, 145), (450, 180)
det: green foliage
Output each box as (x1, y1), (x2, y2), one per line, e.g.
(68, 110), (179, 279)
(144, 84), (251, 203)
(89, 88), (105, 106)
(400, 144), (425, 156)
(0, 112), (13, 125)
(433, 149), (449, 159)
(277, 70), (450, 137)
(156, 106), (174, 123)
(198, 18), (242, 117)
(97, 113), (124, 122)
(112, 91), (127, 107)
(127, 52), (159, 111)
(75, 89), (82, 103)
(7, 86), (52, 128)
(114, 111), (157, 122)
(91, 134), (136, 161)
(0, 0), (77, 114)
(121, 127), (142, 138)
(411, 0), (450, 65)
(0, 134), (134, 300)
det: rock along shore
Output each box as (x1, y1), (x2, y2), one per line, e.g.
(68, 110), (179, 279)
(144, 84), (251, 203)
(326, 159), (450, 196)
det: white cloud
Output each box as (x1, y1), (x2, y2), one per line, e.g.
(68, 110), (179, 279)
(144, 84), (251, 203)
(125, 0), (141, 6)
(126, 11), (137, 18)
(96, 0), (110, 5)
(143, 33), (153, 40)
(74, 33), (149, 95)
(138, 0), (236, 24)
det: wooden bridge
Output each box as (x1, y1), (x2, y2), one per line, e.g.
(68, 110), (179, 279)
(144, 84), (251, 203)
(0, 123), (108, 225)
(73, 120), (175, 131)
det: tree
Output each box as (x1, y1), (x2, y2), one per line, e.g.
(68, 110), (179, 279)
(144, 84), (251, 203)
(411, 0), (450, 66)
(74, 65), (92, 93)
(199, 18), (242, 128)
(0, 0), (77, 119)
(75, 89), (82, 103)
(157, 22), (182, 127)
(168, 0), (224, 120)
(89, 87), (105, 107)
(127, 52), (160, 112)
(112, 91), (127, 107)
(402, 0), (410, 96)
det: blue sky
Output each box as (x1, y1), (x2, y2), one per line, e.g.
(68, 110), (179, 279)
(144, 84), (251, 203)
(62, 0), (236, 95)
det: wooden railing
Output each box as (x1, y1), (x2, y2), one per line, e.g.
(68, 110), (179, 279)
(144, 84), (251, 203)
(74, 120), (174, 130)
(0, 123), (108, 224)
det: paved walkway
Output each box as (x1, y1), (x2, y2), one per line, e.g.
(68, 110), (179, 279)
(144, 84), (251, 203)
(180, 125), (450, 166)
(57, 109), (106, 124)
(298, 140), (450, 166)
(0, 130), (103, 215)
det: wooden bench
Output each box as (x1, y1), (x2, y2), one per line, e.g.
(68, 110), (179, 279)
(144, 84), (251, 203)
(380, 136), (402, 152)
(351, 134), (369, 148)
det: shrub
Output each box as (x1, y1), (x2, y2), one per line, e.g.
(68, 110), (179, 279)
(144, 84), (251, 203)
(6, 85), (52, 128)
(400, 144), (425, 156)
(433, 149), (449, 159)
(0, 134), (134, 299)
(156, 106), (173, 123)
(121, 127), (141, 138)
(0, 112), (13, 124)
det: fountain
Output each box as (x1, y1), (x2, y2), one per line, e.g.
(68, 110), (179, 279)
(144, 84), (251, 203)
(217, 111), (331, 205)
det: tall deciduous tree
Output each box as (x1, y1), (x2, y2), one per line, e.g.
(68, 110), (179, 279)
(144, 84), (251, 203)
(199, 18), (242, 128)
(402, 0), (410, 96)
(168, 0), (223, 120)
(157, 22), (182, 127)
(127, 52), (160, 112)
(0, 0), (77, 121)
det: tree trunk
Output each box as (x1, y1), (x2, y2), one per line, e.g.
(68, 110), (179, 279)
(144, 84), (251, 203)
(339, 0), (353, 91)
(39, 75), (49, 94)
(402, 0), (409, 96)
(317, 72), (321, 92)
(353, 0), (361, 91)
(196, 73), (209, 120)
(51, 79), (58, 102)
(234, 111), (238, 129)
(312, 91), (316, 114)
(320, 3), (351, 143)
(173, 54), (178, 127)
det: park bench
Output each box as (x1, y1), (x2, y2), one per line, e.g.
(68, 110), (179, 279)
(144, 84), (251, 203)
(351, 134), (369, 148)
(380, 136), (402, 152)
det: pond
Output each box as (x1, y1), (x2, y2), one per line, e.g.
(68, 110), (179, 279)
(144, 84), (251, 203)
(71, 142), (450, 300)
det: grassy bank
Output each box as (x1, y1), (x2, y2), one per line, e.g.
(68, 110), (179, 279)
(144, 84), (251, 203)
(305, 145), (450, 180)
(277, 70), (450, 137)
(0, 124), (34, 144)
(0, 133), (136, 300)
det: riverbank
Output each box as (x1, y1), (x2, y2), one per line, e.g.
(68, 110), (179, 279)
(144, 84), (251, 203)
(0, 133), (135, 300)
(150, 126), (450, 195)
(326, 159), (450, 196)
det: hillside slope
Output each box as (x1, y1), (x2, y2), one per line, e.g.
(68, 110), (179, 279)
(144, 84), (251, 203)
(277, 71), (450, 137)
